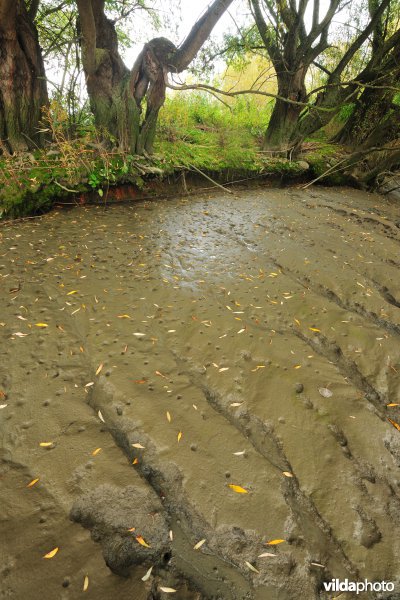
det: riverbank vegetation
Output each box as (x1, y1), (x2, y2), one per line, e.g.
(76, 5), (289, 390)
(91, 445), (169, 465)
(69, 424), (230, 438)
(0, 0), (399, 218)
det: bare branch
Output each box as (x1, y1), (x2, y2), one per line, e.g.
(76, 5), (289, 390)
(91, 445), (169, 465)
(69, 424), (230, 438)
(172, 0), (234, 72)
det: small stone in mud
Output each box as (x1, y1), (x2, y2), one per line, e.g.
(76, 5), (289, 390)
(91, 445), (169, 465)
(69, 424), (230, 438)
(62, 578), (70, 588)
(294, 383), (304, 394)
(116, 406), (123, 416)
(42, 400), (50, 407)
(190, 444), (197, 451)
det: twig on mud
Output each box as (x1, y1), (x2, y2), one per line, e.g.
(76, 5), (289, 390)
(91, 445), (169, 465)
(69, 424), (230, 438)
(301, 157), (350, 188)
(188, 164), (233, 194)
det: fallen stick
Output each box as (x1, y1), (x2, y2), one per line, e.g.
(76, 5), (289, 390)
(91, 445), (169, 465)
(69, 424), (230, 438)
(188, 163), (233, 194)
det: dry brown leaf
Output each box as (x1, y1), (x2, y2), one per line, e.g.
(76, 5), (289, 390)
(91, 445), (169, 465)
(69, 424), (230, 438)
(142, 566), (153, 582)
(245, 561), (259, 573)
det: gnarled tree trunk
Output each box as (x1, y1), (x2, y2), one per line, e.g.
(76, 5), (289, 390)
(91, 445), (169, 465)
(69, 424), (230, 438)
(0, 0), (48, 154)
(263, 66), (307, 151)
(76, 0), (233, 155)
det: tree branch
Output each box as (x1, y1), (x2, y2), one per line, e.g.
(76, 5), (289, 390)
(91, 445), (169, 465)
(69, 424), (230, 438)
(76, 0), (97, 74)
(171, 0), (234, 72)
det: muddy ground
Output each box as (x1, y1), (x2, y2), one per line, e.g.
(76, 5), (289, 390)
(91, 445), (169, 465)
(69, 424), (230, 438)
(1, 186), (400, 600)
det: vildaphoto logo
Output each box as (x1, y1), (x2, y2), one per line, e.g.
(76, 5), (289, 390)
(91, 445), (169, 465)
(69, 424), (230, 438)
(323, 579), (395, 594)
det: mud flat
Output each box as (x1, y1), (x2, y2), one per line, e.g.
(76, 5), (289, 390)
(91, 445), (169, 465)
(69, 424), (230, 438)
(1, 186), (400, 599)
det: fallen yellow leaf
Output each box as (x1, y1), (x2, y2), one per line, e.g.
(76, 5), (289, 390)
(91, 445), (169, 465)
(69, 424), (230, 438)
(228, 484), (248, 494)
(83, 575), (89, 592)
(43, 547), (59, 559)
(92, 448), (102, 456)
(27, 478), (39, 488)
(95, 363), (103, 376)
(39, 442), (53, 447)
(388, 418), (400, 432)
(35, 323), (48, 328)
(177, 431), (182, 443)
(266, 539), (285, 546)
(136, 535), (150, 548)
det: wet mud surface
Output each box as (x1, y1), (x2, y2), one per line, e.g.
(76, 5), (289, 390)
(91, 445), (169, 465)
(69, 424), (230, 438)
(1, 186), (400, 599)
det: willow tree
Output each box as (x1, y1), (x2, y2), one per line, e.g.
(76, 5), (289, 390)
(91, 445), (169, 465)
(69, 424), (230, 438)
(76, 0), (233, 154)
(293, 0), (394, 145)
(0, 0), (48, 153)
(250, 0), (345, 150)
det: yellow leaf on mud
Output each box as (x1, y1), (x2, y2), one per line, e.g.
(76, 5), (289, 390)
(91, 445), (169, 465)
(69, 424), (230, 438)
(387, 403), (399, 407)
(132, 458), (139, 465)
(98, 410), (105, 423)
(159, 587), (177, 593)
(193, 539), (206, 550)
(92, 448), (102, 456)
(166, 411), (171, 423)
(136, 535), (150, 548)
(67, 290), (78, 295)
(117, 314), (131, 318)
(388, 418), (400, 432)
(282, 472), (293, 478)
(39, 442), (53, 447)
(27, 478), (39, 487)
(309, 327), (321, 332)
(294, 319), (301, 326)
(266, 539), (285, 546)
(43, 547), (59, 559)
(35, 323), (48, 327)
(83, 575), (89, 592)
(132, 443), (145, 449)
(95, 363), (103, 376)
(228, 484), (248, 494)
(294, 365), (301, 369)
(127, 527), (136, 532)
(177, 431), (182, 443)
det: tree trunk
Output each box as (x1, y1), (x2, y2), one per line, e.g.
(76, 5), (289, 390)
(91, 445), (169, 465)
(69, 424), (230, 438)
(76, 0), (233, 155)
(334, 87), (396, 146)
(0, 0), (48, 154)
(263, 68), (306, 151)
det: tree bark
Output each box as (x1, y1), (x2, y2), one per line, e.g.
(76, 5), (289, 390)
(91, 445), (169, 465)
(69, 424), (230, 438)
(263, 67), (307, 150)
(0, 0), (48, 154)
(292, 0), (392, 145)
(76, 0), (233, 155)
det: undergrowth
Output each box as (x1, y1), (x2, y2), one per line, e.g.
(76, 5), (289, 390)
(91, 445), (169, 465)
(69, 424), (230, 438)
(0, 94), (340, 219)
